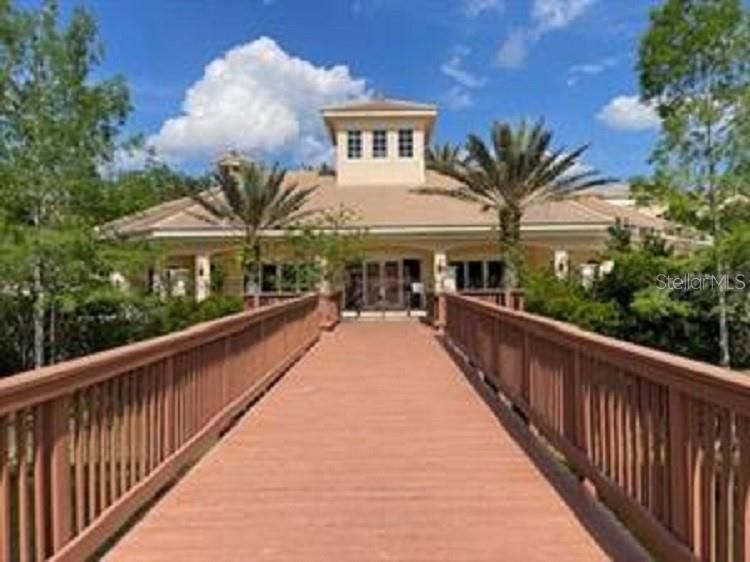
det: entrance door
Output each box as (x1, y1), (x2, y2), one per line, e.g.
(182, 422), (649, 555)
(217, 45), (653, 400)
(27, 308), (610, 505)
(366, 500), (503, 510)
(361, 261), (402, 309)
(365, 262), (381, 308)
(382, 261), (401, 309)
(346, 259), (423, 311)
(402, 259), (422, 309)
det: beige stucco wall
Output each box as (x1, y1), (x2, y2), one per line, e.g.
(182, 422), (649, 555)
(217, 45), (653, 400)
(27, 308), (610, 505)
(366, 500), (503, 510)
(333, 117), (427, 186)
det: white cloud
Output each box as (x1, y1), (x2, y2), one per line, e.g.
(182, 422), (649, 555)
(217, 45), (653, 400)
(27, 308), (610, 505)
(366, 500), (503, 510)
(567, 55), (618, 86)
(441, 45), (484, 111)
(463, 0), (504, 17)
(441, 45), (485, 88)
(444, 86), (474, 110)
(495, 28), (530, 69)
(532, 0), (596, 31)
(149, 36), (368, 164)
(496, 0), (596, 69)
(597, 95), (660, 131)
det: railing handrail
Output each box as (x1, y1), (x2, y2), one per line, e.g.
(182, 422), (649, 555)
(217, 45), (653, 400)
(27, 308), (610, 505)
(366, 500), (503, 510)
(448, 293), (750, 403)
(0, 294), (318, 415)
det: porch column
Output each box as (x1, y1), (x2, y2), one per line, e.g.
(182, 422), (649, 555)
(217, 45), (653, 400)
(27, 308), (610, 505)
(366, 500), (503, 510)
(580, 263), (597, 288)
(316, 256), (330, 294)
(432, 249), (449, 329)
(554, 250), (569, 279)
(195, 253), (211, 302)
(433, 250), (449, 293)
(151, 266), (167, 299)
(109, 270), (130, 292)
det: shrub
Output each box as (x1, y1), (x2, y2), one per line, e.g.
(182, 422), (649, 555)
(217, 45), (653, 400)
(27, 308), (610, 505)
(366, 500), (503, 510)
(0, 292), (244, 378)
(522, 268), (621, 335)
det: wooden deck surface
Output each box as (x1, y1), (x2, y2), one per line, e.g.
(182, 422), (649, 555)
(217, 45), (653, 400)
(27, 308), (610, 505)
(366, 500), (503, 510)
(106, 321), (646, 561)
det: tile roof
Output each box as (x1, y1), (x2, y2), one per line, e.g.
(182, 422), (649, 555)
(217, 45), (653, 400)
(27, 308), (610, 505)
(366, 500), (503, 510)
(103, 169), (668, 236)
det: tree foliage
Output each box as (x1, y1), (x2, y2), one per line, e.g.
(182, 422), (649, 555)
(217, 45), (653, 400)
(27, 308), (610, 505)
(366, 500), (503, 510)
(189, 159), (317, 298)
(638, 0), (750, 365)
(422, 120), (612, 288)
(525, 231), (750, 367)
(286, 205), (368, 292)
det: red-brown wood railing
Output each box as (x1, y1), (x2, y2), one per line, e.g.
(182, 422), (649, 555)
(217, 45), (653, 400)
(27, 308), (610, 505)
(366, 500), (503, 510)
(444, 293), (750, 562)
(0, 295), (319, 562)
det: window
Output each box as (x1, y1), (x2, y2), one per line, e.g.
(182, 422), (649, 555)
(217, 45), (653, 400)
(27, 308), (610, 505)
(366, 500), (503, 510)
(449, 262), (465, 291)
(467, 261), (484, 290)
(450, 260), (506, 291)
(487, 261), (504, 289)
(261, 263), (279, 292)
(398, 129), (414, 158)
(347, 130), (362, 159)
(372, 129), (387, 158)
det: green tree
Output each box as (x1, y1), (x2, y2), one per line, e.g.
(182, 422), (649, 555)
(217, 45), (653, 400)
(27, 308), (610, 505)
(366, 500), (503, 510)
(191, 160), (316, 303)
(0, 0), (132, 368)
(286, 205), (368, 293)
(422, 120), (612, 288)
(638, 0), (750, 366)
(97, 158), (207, 223)
(426, 142), (462, 168)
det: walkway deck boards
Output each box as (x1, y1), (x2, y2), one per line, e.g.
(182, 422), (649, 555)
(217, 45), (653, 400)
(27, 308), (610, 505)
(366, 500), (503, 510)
(107, 322), (640, 561)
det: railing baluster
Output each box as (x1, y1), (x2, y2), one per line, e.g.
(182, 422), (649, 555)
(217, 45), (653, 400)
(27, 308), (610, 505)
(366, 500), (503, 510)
(50, 396), (72, 551)
(100, 383), (110, 512)
(75, 393), (87, 531)
(17, 411), (31, 562)
(0, 415), (10, 562)
(668, 389), (689, 541)
(34, 404), (50, 560)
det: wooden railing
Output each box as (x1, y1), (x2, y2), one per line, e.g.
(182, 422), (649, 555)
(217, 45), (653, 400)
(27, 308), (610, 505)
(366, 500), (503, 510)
(243, 292), (302, 310)
(0, 295), (319, 562)
(426, 289), (524, 328)
(444, 293), (750, 562)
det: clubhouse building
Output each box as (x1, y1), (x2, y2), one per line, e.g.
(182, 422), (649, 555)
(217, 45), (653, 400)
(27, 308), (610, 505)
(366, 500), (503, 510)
(107, 98), (669, 312)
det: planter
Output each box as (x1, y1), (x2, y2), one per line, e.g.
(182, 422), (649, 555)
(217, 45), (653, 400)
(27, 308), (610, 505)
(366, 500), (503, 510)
(318, 291), (342, 331)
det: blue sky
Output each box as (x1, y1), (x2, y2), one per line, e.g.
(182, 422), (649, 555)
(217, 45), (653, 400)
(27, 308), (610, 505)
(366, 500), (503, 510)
(64, 0), (663, 178)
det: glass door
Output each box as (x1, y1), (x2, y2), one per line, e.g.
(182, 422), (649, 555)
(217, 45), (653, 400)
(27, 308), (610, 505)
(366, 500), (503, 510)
(382, 261), (401, 309)
(365, 262), (381, 308)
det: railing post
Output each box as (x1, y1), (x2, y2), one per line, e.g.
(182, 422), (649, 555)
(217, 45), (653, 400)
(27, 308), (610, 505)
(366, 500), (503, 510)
(50, 395), (73, 552)
(739, 416), (750, 562)
(0, 416), (9, 562)
(436, 293), (446, 331)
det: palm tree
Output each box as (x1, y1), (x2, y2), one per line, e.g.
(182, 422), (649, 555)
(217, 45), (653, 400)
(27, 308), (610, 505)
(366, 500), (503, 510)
(192, 160), (316, 303)
(422, 120), (613, 288)
(426, 142), (462, 168)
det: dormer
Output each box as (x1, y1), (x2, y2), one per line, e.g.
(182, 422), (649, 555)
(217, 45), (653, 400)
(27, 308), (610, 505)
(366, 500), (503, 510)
(322, 98), (437, 187)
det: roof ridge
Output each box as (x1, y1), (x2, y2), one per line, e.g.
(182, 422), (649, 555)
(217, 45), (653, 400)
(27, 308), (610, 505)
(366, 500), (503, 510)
(567, 196), (616, 222)
(576, 195), (667, 226)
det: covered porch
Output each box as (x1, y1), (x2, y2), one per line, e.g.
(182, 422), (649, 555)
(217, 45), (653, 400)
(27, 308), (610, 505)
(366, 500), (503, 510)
(152, 230), (611, 311)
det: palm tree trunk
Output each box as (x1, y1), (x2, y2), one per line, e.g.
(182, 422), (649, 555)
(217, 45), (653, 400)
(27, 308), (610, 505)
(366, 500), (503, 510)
(500, 205), (522, 289)
(253, 240), (262, 308)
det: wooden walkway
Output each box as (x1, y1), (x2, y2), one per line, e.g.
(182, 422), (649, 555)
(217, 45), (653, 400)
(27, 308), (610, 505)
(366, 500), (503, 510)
(106, 321), (645, 561)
